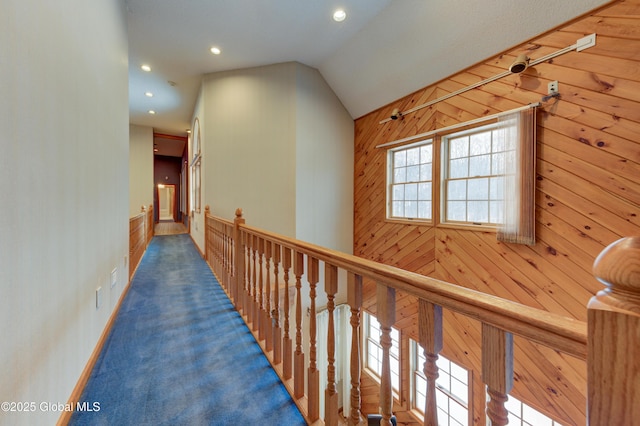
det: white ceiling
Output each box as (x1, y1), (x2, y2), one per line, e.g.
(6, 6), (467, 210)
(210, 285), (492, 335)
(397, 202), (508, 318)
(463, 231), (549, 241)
(127, 0), (608, 137)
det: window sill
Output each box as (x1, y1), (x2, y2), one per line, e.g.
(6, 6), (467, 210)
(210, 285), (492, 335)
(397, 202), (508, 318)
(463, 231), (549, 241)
(385, 217), (433, 226)
(436, 221), (496, 232)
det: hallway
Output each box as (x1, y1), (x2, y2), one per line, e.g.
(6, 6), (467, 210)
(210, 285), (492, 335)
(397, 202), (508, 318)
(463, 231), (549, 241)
(154, 221), (187, 236)
(69, 234), (305, 425)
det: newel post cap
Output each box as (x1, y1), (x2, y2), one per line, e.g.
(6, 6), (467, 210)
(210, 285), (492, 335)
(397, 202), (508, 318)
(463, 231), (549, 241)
(235, 208), (243, 218)
(593, 237), (640, 304)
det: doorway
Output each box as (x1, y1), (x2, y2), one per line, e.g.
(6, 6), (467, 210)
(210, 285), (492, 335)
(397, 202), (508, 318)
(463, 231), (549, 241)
(158, 184), (176, 221)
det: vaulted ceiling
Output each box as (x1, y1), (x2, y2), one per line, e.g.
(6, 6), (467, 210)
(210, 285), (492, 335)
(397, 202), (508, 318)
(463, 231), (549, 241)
(126, 0), (608, 136)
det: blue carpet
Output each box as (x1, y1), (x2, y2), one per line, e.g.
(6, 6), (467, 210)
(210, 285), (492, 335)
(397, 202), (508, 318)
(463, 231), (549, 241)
(70, 234), (306, 426)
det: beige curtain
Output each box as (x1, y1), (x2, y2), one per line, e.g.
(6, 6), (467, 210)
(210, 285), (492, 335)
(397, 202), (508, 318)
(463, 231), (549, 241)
(497, 108), (537, 245)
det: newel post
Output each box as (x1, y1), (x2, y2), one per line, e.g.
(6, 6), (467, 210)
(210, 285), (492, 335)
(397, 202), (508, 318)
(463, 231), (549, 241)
(588, 237), (640, 425)
(233, 208), (245, 313)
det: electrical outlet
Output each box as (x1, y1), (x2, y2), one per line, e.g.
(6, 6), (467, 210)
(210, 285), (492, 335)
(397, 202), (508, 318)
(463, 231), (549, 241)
(111, 268), (117, 288)
(96, 286), (102, 309)
(548, 81), (558, 95)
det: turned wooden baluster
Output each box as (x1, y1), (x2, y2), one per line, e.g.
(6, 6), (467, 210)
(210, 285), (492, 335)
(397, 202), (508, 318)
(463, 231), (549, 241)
(419, 300), (443, 426)
(233, 209), (245, 313)
(377, 283), (396, 426)
(588, 237), (640, 425)
(272, 242), (282, 363)
(257, 237), (265, 340)
(308, 256), (320, 421)
(204, 206), (210, 262)
(347, 273), (365, 426)
(264, 241), (273, 350)
(251, 235), (258, 329)
(325, 263), (339, 426)
(243, 231), (252, 319)
(293, 250), (305, 398)
(282, 247), (293, 379)
(226, 224), (232, 296)
(482, 323), (513, 426)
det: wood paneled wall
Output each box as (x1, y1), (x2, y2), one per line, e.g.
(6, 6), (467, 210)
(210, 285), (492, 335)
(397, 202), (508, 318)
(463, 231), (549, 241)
(354, 1), (640, 424)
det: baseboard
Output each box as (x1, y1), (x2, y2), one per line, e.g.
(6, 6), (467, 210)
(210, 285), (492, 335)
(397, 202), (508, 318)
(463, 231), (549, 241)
(56, 278), (133, 425)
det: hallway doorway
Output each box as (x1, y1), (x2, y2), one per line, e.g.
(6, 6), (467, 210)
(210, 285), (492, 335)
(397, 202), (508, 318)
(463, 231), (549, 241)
(158, 184), (176, 221)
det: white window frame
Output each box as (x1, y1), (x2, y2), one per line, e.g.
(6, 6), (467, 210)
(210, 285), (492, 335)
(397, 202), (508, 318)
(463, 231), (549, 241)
(387, 139), (434, 222)
(190, 117), (201, 214)
(501, 393), (564, 426)
(363, 312), (401, 396)
(410, 339), (470, 426)
(440, 121), (511, 228)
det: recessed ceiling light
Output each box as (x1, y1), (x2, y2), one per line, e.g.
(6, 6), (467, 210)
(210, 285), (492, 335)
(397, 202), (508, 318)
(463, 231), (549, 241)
(145, 92), (153, 97)
(333, 9), (346, 22)
(141, 64), (151, 72)
(148, 110), (156, 115)
(210, 47), (221, 55)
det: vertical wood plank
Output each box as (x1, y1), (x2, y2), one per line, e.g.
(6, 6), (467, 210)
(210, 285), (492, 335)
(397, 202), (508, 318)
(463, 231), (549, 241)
(377, 283), (396, 426)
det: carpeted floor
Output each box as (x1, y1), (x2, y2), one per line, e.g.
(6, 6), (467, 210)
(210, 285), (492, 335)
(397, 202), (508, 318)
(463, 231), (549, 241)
(69, 234), (306, 426)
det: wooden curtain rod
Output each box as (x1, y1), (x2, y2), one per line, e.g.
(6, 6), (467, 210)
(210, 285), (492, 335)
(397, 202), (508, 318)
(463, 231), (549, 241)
(378, 34), (596, 125)
(375, 102), (540, 149)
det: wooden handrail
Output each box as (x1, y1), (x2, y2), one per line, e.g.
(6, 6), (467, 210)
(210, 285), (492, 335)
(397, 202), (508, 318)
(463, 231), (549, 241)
(202, 207), (614, 425)
(238, 222), (587, 359)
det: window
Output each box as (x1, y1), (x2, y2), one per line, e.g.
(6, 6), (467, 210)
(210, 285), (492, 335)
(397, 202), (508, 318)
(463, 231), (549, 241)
(503, 394), (564, 426)
(411, 340), (469, 426)
(191, 117), (201, 214)
(364, 312), (400, 394)
(388, 140), (433, 221)
(441, 123), (506, 226)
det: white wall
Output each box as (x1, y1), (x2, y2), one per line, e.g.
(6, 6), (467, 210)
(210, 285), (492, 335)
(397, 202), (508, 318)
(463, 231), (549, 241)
(200, 62), (298, 238)
(196, 62), (354, 252)
(295, 65), (354, 253)
(129, 125), (154, 217)
(0, 1), (129, 425)
(190, 88), (206, 250)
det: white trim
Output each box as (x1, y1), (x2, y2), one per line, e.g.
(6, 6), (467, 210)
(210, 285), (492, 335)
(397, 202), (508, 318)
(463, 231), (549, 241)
(376, 103), (539, 149)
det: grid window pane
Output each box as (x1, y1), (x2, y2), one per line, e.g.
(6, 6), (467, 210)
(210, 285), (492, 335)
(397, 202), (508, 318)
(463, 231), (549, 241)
(394, 150), (407, 167)
(394, 168), (407, 184)
(467, 178), (489, 200)
(412, 341), (470, 426)
(467, 200), (489, 223)
(499, 393), (564, 426)
(364, 313), (401, 395)
(447, 201), (467, 221)
(450, 137), (469, 159)
(449, 158), (469, 179)
(389, 140), (433, 220)
(443, 122), (511, 225)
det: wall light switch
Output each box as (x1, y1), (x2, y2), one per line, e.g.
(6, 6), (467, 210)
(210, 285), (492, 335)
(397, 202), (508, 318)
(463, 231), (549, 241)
(96, 286), (102, 309)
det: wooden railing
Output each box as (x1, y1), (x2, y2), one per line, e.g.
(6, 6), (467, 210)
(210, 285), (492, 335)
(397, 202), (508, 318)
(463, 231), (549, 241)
(129, 205), (153, 280)
(204, 207), (639, 426)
